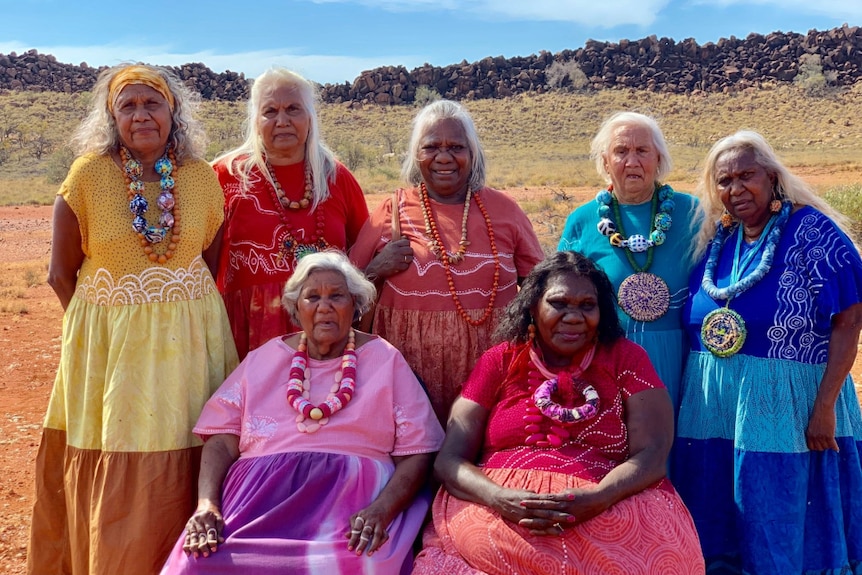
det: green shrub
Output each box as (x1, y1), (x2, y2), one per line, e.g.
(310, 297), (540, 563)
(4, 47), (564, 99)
(823, 183), (862, 239)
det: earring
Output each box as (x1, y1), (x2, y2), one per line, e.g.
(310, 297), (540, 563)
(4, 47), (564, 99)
(769, 199), (782, 213)
(720, 211), (735, 229)
(527, 323), (536, 342)
(607, 183), (614, 193)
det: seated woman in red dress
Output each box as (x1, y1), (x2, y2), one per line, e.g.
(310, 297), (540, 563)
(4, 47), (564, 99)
(413, 250), (705, 574)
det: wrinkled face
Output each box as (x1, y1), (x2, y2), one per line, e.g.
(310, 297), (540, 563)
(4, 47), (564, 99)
(417, 118), (472, 198)
(715, 148), (776, 230)
(113, 84), (172, 158)
(603, 124), (660, 201)
(296, 269), (355, 354)
(258, 84), (310, 160)
(532, 273), (601, 368)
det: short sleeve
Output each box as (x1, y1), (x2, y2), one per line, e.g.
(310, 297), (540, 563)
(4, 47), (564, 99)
(611, 340), (665, 400)
(333, 163), (370, 246)
(509, 200), (545, 277)
(348, 194), (393, 269)
(58, 154), (101, 257)
(557, 210), (582, 252)
(193, 360), (246, 440)
(461, 342), (510, 409)
(386, 345), (445, 456)
(809, 217), (862, 328)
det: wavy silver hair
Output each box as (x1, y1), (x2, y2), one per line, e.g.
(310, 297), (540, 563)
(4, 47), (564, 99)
(590, 111), (672, 185)
(693, 130), (852, 257)
(282, 250), (376, 325)
(213, 67), (337, 210)
(70, 63), (206, 163)
(401, 99), (486, 191)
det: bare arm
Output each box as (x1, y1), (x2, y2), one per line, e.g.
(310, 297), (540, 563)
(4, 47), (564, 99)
(520, 388), (673, 533)
(47, 196), (84, 310)
(346, 452), (433, 556)
(203, 224), (224, 279)
(182, 433), (240, 558)
(434, 397), (549, 525)
(807, 302), (862, 452)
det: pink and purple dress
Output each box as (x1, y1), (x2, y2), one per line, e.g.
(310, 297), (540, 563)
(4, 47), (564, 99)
(161, 335), (444, 575)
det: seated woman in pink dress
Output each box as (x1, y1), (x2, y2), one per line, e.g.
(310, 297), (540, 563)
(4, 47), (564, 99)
(413, 251), (705, 574)
(161, 251), (444, 575)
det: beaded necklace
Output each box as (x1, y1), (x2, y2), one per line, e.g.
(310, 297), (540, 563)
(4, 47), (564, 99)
(266, 158), (313, 210)
(418, 183), (501, 326)
(700, 201), (792, 357)
(524, 345), (598, 448)
(286, 329), (357, 433)
(121, 145), (180, 264)
(595, 184), (675, 322)
(265, 163), (329, 266)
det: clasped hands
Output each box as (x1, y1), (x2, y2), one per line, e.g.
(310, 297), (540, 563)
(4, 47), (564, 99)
(494, 487), (606, 536)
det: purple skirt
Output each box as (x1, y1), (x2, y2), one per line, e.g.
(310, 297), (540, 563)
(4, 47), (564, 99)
(161, 451), (428, 574)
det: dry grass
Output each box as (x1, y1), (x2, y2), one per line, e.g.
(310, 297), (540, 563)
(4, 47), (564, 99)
(3, 84), (862, 206)
(0, 261), (46, 314)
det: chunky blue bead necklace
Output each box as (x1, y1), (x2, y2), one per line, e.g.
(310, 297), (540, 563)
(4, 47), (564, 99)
(702, 201), (792, 301)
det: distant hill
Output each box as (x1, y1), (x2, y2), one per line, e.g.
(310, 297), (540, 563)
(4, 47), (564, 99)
(2, 25), (861, 104)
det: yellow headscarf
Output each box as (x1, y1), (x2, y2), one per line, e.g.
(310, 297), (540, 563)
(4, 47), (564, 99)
(107, 65), (176, 115)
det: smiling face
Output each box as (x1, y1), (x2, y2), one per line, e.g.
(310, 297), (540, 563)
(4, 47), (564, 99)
(296, 269), (356, 359)
(113, 84), (173, 160)
(417, 118), (472, 202)
(532, 273), (601, 368)
(258, 84), (310, 164)
(603, 123), (660, 203)
(715, 147), (776, 235)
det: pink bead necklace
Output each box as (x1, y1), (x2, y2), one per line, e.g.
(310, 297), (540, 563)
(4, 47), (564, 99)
(286, 330), (357, 433)
(523, 345), (599, 447)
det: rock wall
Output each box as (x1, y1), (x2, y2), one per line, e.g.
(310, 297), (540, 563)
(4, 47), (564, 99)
(2, 25), (861, 104)
(0, 50), (249, 100)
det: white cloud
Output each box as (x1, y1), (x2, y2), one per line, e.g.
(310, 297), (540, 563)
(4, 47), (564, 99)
(309, 0), (671, 26)
(0, 42), (412, 85)
(689, 0), (862, 19)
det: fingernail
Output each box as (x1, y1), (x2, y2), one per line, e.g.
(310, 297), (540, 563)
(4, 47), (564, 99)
(566, 494), (575, 500)
(519, 501), (526, 506)
(567, 516), (577, 522)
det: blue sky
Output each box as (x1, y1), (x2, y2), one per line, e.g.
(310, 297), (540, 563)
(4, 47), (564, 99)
(1, 0), (860, 85)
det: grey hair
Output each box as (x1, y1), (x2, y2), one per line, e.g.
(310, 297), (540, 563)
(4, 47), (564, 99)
(590, 111), (672, 185)
(281, 250), (376, 325)
(401, 99), (486, 191)
(70, 63), (206, 163)
(212, 67), (336, 210)
(693, 130), (852, 258)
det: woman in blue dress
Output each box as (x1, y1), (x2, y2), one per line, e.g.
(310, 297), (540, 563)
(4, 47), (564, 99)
(558, 112), (699, 415)
(674, 130), (862, 574)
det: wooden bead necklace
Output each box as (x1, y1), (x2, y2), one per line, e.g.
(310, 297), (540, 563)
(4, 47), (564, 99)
(120, 145), (181, 264)
(266, 158), (313, 210)
(286, 329), (357, 434)
(265, 163), (329, 266)
(418, 183), (500, 326)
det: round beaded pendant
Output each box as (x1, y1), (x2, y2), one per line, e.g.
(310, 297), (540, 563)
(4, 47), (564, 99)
(617, 272), (671, 323)
(701, 307), (747, 357)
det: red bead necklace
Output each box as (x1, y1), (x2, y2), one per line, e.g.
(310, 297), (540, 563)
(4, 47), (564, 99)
(418, 183), (501, 327)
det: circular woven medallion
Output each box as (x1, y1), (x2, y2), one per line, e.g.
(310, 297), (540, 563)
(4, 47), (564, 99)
(701, 307), (747, 357)
(617, 272), (670, 322)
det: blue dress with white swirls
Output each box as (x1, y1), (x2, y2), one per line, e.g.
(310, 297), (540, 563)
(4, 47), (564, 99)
(673, 206), (862, 575)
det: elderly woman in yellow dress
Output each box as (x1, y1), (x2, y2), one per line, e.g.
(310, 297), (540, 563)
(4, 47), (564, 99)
(29, 64), (237, 575)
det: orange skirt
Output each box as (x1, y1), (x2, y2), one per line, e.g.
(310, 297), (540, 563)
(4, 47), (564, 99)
(28, 428), (201, 575)
(413, 468), (705, 575)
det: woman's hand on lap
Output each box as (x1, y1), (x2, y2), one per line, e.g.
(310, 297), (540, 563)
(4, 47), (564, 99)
(346, 504), (393, 556)
(182, 500), (224, 558)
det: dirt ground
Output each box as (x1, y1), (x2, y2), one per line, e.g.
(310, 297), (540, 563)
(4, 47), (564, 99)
(1, 177), (861, 573)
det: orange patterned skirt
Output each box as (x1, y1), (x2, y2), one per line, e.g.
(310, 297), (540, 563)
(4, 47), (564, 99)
(413, 467), (705, 575)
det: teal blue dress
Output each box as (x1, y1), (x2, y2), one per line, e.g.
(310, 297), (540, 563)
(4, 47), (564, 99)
(557, 188), (699, 413)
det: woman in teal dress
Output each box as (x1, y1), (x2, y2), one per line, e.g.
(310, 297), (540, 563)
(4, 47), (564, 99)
(557, 112), (699, 414)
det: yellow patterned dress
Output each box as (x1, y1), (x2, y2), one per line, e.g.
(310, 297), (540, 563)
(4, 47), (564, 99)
(28, 153), (238, 575)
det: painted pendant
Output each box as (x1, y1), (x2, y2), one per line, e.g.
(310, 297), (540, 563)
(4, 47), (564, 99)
(617, 272), (670, 322)
(701, 307), (747, 357)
